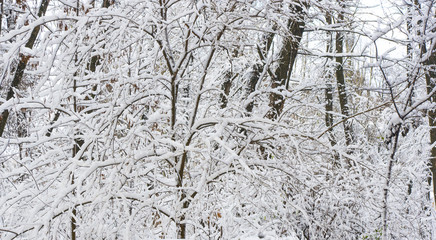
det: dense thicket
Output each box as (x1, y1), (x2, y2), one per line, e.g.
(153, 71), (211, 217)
(0, 0), (435, 239)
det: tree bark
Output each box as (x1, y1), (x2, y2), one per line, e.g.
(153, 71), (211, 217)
(245, 64), (262, 113)
(220, 72), (232, 109)
(335, 0), (353, 146)
(325, 12), (337, 148)
(0, 0), (3, 36)
(408, 0), (436, 204)
(267, 1), (306, 120)
(424, 40), (436, 204)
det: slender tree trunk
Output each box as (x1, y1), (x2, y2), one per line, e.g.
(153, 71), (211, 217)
(335, 0), (353, 147)
(0, 0), (50, 137)
(0, 0), (3, 36)
(325, 13), (337, 148)
(382, 124), (401, 237)
(70, 2), (80, 239)
(405, 3), (415, 108)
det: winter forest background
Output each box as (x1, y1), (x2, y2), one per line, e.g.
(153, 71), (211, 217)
(1, 0), (436, 239)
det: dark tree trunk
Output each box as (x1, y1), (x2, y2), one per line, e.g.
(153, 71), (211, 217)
(245, 64), (262, 113)
(424, 41), (436, 204)
(220, 72), (233, 109)
(267, 1), (306, 120)
(0, 0), (3, 36)
(325, 12), (337, 148)
(335, 0), (353, 146)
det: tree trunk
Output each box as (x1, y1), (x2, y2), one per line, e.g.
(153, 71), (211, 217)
(424, 40), (436, 204)
(409, 0), (436, 205)
(0, 0), (3, 36)
(245, 64), (262, 113)
(266, 1), (306, 120)
(325, 12), (337, 148)
(335, 0), (353, 146)
(220, 72), (232, 109)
